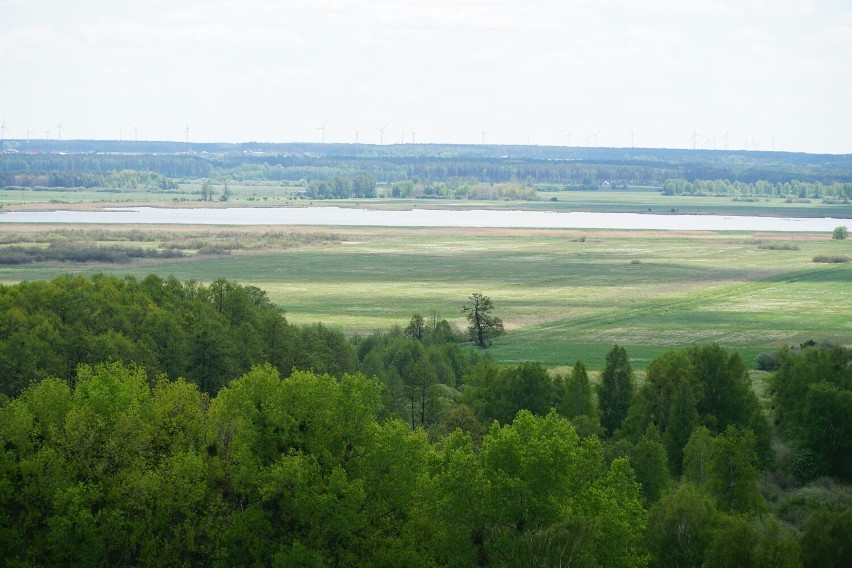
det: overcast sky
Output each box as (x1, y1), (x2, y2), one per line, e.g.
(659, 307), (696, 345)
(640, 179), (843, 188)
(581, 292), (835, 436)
(2, 0), (850, 153)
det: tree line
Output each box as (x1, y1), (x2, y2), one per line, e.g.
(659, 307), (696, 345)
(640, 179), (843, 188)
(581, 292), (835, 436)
(5, 148), (851, 192)
(0, 168), (179, 191)
(662, 178), (852, 200)
(0, 275), (356, 399)
(0, 275), (850, 566)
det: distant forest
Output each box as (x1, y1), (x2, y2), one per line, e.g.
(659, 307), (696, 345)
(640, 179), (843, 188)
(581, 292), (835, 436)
(2, 141), (852, 191)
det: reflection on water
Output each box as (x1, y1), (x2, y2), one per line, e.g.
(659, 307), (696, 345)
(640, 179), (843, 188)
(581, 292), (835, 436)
(0, 206), (847, 232)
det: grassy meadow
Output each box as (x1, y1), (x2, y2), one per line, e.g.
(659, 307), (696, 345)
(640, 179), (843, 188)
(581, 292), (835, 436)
(0, 223), (849, 370)
(3, 182), (851, 219)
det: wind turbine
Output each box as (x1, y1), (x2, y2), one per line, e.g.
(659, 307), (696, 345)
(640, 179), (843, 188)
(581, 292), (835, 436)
(688, 126), (702, 150)
(630, 130), (636, 149)
(721, 128), (729, 151)
(354, 127), (360, 144)
(564, 133), (571, 147)
(41, 127), (51, 140)
(411, 131), (416, 144)
(55, 118), (65, 141)
(592, 131), (598, 147)
(315, 120), (329, 143)
(133, 125), (139, 142)
(184, 124), (191, 152)
(481, 130), (486, 145)
(400, 129), (406, 144)
(375, 123), (388, 145)
(0, 117), (6, 141)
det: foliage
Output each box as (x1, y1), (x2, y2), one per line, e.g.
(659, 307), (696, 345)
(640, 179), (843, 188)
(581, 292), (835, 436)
(2, 272), (852, 564)
(621, 345), (772, 470)
(463, 292), (505, 348)
(800, 507), (852, 568)
(707, 426), (764, 513)
(420, 411), (647, 567)
(0, 364), (655, 566)
(756, 351), (780, 371)
(832, 225), (848, 240)
(3, 228), (850, 371)
(403, 311), (456, 344)
(664, 378), (699, 476)
(598, 345), (634, 436)
(812, 254), (849, 263)
(305, 174), (377, 199)
(630, 427), (672, 505)
(0, 168), (179, 191)
(357, 333), (470, 429)
(704, 515), (800, 568)
(460, 360), (559, 425)
(682, 426), (714, 487)
(662, 178), (852, 200)
(7, 143), (852, 190)
(560, 360), (597, 420)
(0, 275), (356, 398)
(772, 346), (852, 481)
(646, 483), (719, 568)
(0, 242), (183, 265)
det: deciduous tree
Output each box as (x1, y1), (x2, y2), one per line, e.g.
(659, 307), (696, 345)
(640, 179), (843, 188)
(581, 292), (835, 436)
(463, 293), (504, 348)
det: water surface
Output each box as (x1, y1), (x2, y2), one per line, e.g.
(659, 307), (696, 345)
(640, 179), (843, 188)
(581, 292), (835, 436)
(0, 206), (847, 232)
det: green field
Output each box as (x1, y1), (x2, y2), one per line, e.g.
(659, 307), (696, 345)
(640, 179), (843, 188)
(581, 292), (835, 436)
(1, 224), (849, 370)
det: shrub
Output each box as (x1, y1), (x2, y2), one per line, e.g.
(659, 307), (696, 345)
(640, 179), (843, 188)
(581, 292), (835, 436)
(812, 255), (849, 263)
(758, 242), (800, 251)
(832, 226), (848, 240)
(756, 351), (780, 371)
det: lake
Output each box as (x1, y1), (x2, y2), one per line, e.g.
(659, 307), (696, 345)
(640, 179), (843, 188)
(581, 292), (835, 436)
(0, 206), (848, 232)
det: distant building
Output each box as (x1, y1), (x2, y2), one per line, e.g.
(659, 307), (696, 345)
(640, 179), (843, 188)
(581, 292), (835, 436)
(598, 180), (611, 189)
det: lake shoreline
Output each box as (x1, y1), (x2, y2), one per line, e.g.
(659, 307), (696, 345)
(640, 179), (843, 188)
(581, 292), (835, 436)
(0, 205), (848, 232)
(1, 199), (850, 219)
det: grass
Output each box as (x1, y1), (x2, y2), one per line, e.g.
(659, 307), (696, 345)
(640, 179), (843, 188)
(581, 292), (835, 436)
(536, 190), (852, 218)
(3, 184), (850, 220)
(0, 225), (849, 370)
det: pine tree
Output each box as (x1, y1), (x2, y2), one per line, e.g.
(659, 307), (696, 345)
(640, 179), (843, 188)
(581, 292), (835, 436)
(598, 345), (634, 437)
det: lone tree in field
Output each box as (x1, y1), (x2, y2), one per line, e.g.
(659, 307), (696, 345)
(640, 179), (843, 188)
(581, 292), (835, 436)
(463, 293), (505, 348)
(832, 226), (848, 240)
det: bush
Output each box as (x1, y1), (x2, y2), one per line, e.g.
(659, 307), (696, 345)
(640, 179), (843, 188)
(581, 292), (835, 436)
(0, 243), (183, 265)
(812, 255), (849, 264)
(758, 242), (800, 251)
(832, 226), (848, 240)
(756, 351), (780, 371)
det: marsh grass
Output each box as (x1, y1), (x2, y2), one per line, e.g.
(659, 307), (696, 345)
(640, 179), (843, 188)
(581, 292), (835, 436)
(1, 226), (848, 369)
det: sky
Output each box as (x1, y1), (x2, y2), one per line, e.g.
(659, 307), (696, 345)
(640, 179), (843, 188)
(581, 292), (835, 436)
(1, 0), (850, 153)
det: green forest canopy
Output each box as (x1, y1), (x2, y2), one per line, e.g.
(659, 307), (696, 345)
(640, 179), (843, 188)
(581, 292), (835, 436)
(1, 274), (850, 566)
